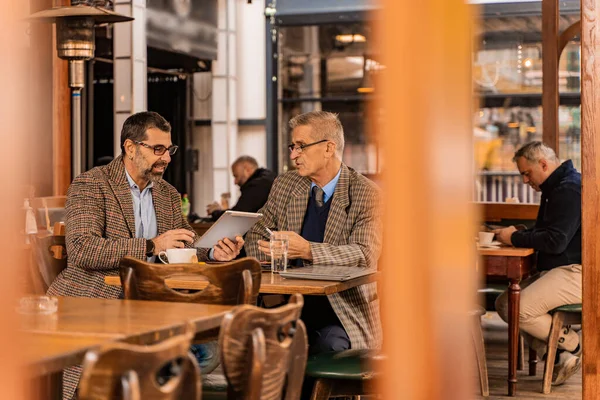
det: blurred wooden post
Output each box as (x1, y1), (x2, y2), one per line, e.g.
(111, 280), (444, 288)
(542, 0), (559, 153)
(580, 1), (600, 398)
(0, 0), (29, 398)
(53, 0), (71, 195)
(378, 0), (475, 398)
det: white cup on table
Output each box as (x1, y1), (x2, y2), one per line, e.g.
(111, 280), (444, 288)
(478, 231), (495, 246)
(158, 248), (198, 264)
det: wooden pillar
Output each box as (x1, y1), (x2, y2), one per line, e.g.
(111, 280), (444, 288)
(53, 0), (71, 195)
(542, 0), (559, 154)
(581, 1), (600, 398)
(378, 0), (475, 398)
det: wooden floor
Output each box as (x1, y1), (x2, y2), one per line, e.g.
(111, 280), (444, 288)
(474, 312), (581, 399)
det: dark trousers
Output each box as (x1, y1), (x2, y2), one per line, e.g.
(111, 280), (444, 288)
(300, 296), (350, 399)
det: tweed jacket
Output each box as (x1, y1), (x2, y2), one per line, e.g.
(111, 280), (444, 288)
(48, 155), (209, 301)
(245, 163), (383, 350)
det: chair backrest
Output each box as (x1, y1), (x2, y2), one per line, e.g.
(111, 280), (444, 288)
(119, 256), (261, 305)
(219, 293), (308, 400)
(31, 196), (66, 230)
(30, 235), (67, 294)
(78, 324), (201, 400)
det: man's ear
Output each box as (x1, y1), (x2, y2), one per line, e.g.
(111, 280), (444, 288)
(539, 158), (548, 171)
(326, 142), (336, 158)
(124, 139), (135, 159)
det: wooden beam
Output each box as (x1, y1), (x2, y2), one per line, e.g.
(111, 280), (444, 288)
(581, 1), (600, 398)
(542, 0), (559, 154)
(52, 0), (71, 195)
(379, 0), (474, 398)
(558, 20), (581, 58)
(476, 202), (539, 222)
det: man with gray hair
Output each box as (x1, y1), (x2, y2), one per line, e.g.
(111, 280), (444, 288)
(245, 110), (382, 355)
(494, 141), (582, 385)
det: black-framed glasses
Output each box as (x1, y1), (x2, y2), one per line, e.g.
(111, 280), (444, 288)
(288, 139), (328, 154)
(134, 141), (178, 156)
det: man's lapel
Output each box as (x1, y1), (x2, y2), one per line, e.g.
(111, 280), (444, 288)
(324, 164), (350, 244)
(105, 156), (136, 237)
(287, 177), (311, 234)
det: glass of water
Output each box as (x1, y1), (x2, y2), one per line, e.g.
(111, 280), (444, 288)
(270, 233), (289, 273)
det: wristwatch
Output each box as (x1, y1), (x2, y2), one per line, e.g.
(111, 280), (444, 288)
(145, 239), (155, 257)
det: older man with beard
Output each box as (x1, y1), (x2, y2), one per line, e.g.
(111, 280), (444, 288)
(47, 111), (243, 400)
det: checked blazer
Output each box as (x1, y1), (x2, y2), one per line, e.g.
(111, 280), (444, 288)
(48, 155), (209, 300)
(48, 156), (209, 400)
(245, 163), (383, 350)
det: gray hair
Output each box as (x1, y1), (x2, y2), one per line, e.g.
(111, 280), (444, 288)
(232, 155), (258, 169)
(512, 141), (559, 163)
(289, 111), (345, 159)
(120, 111), (171, 154)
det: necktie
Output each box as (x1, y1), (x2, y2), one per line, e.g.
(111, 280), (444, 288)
(313, 186), (325, 208)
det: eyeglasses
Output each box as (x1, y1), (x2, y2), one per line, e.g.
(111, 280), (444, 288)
(288, 139), (328, 154)
(134, 141), (179, 156)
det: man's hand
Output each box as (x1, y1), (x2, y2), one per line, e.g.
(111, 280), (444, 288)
(257, 231), (312, 260)
(213, 236), (244, 261)
(206, 201), (222, 215)
(493, 226), (517, 245)
(151, 229), (195, 255)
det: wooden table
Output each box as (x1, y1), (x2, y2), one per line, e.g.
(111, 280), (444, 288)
(21, 297), (235, 399)
(479, 245), (535, 396)
(105, 270), (379, 296)
(21, 296), (234, 344)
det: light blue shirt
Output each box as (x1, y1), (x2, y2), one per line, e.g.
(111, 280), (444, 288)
(311, 167), (342, 203)
(125, 170), (157, 261)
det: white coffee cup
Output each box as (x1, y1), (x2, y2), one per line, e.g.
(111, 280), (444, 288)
(158, 248), (198, 264)
(478, 231), (495, 245)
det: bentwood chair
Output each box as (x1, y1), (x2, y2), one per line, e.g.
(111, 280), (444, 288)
(29, 234), (67, 294)
(203, 293), (308, 400)
(542, 304), (582, 394)
(78, 324), (201, 400)
(119, 256), (261, 306)
(119, 256), (262, 373)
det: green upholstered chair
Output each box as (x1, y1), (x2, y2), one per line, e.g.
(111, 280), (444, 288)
(305, 349), (382, 399)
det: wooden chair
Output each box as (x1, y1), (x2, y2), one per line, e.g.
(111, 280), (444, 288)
(119, 256), (261, 306)
(542, 303), (582, 394)
(205, 293), (308, 400)
(29, 234), (67, 294)
(31, 196), (66, 230)
(470, 306), (489, 397)
(78, 323), (201, 400)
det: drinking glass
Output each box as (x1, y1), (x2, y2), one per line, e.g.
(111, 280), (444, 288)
(270, 233), (289, 273)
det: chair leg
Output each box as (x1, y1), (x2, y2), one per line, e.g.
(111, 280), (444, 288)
(471, 315), (489, 397)
(542, 312), (565, 394)
(518, 334), (525, 370)
(310, 379), (334, 400)
(529, 347), (537, 376)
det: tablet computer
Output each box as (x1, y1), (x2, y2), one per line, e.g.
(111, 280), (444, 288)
(194, 210), (262, 248)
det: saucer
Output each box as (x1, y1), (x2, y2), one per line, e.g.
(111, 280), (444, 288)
(478, 241), (502, 248)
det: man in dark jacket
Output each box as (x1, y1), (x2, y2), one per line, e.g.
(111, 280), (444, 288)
(206, 156), (276, 220)
(494, 141), (582, 386)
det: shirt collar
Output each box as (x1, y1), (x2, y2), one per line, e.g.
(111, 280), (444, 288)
(311, 167), (342, 202)
(124, 168), (153, 191)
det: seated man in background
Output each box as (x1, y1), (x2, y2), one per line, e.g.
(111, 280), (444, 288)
(48, 111), (243, 400)
(206, 155), (276, 220)
(245, 111), (383, 354)
(494, 141), (582, 386)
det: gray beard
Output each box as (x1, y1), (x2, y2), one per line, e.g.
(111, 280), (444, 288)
(144, 167), (165, 183)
